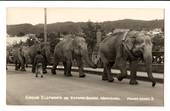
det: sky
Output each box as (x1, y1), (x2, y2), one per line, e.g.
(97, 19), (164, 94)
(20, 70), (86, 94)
(7, 8), (164, 25)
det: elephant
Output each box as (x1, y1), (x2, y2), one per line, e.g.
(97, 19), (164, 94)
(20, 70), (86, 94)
(51, 35), (97, 77)
(10, 41), (51, 73)
(11, 46), (29, 71)
(97, 30), (156, 87)
(11, 46), (25, 71)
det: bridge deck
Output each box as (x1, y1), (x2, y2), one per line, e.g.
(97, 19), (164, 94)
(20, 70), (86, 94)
(6, 66), (164, 106)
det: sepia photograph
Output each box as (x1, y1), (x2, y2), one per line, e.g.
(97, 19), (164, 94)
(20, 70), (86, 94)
(6, 7), (164, 106)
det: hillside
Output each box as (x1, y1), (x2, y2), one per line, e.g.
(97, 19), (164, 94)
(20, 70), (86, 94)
(7, 19), (164, 36)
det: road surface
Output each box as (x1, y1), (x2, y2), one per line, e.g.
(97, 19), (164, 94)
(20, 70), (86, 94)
(6, 66), (164, 106)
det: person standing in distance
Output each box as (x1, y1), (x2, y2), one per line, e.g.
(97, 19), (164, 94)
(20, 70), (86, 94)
(34, 51), (44, 78)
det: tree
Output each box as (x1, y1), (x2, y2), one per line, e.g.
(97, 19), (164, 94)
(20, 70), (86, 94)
(36, 33), (44, 42)
(48, 32), (60, 53)
(152, 33), (164, 52)
(17, 32), (25, 37)
(82, 21), (97, 57)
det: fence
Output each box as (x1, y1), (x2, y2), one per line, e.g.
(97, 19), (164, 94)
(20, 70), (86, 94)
(92, 51), (164, 73)
(8, 51), (164, 73)
(152, 51), (164, 64)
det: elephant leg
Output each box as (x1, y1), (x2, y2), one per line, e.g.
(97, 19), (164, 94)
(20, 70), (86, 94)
(21, 57), (26, 71)
(129, 61), (138, 85)
(51, 55), (59, 75)
(146, 64), (156, 87)
(25, 56), (29, 68)
(42, 66), (47, 74)
(15, 65), (18, 70)
(42, 59), (47, 74)
(63, 61), (67, 76)
(32, 63), (36, 73)
(117, 58), (127, 81)
(65, 60), (72, 77)
(20, 66), (26, 71)
(100, 53), (113, 82)
(102, 62), (114, 81)
(63, 61), (72, 76)
(26, 63), (28, 68)
(16, 61), (21, 71)
(15, 60), (18, 70)
(18, 63), (21, 70)
(20, 60), (26, 71)
(30, 57), (35, 73)
(18, 54), (26, 71)
(76, 57), (85, 78)
(51, 62), (58, 75)
(102, 67), (108, 81)
(35, 65), (38, 77)
(105, 62), (114, 82)
(147, 72), (156, 87)
(68, 62), (72, 76)
(143, 49), (156, 87)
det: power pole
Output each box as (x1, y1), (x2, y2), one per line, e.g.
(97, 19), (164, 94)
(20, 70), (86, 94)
(44, 8), (47, 42)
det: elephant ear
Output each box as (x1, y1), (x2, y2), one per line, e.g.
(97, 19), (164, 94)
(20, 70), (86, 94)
(119, 31), (138, 60)
(124, 38), (134, 50)
(125, 31), (138, 49)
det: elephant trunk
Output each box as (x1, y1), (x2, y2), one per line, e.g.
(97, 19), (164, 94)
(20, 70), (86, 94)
(83, 50), (97, 68)
(143, 46), (156, 87)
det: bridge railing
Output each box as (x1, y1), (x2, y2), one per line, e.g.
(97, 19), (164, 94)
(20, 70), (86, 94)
(91, 51), (164, 73)
(7, 51), (164, 83)
(152, 51), (164, 64)
(8, 51), (164, 73)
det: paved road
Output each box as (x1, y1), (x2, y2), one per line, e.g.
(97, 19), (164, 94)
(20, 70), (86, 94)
(6, 66), (164, 106)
